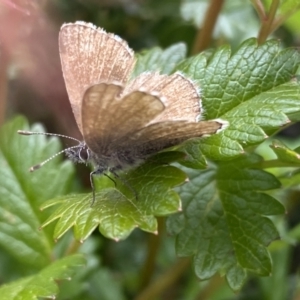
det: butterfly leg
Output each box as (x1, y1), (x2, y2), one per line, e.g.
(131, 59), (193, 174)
(103, 173), (117, 187)
(89, 167), (107, 206)
(89, 170), (97, 206)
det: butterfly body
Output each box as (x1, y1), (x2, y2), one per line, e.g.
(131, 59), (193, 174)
(65, 142), (142, 173)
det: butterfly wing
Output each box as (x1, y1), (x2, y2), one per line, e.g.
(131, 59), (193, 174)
(118, 72), (227, 157)
(81, 83), (165, 155)
(115, 120), (225, 157)
(59, 21), (135, 133)
(122, 72), (200, 122)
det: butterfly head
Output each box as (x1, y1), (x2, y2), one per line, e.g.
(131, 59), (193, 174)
(65, 141), (90, 164)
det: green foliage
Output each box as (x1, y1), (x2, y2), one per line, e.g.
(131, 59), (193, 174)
(167, 155), (284, 290)
(0, 117), (75, 269)
(40, 159), (186, 241)
(270, 139), (300, 163)
(2, 1), (300, 299)
(132, 43), (187, 77)
(177, 39), (300, 159)
(0, 254), (85, 300)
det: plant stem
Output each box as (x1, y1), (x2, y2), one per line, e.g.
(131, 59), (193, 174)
(251, 0), (266, 20)
(138, 217), (164, 290)
(64, 238), (82, 256)
(192, 0), (225, 54)
(135, 258), (191, 300)
(196, 274), (226, 300)
(257, 0), (280, 44)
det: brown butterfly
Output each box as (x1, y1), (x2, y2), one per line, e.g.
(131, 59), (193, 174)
(19, 21), (228, 202)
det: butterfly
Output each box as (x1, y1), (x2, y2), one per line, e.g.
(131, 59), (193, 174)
(18, 21), (228, 203)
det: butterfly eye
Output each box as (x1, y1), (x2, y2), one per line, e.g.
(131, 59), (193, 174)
(79, 146), (89, 162)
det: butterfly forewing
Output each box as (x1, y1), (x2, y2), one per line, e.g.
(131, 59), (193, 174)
(59, 21), (135, 133)
(82, 83), (165, 155)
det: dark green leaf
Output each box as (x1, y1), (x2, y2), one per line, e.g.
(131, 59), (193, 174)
(0, 117), (75, 268)
(167, 154), (284, 291)
(132, 43), (186, 77)
(176, 139), (208, 169)
(177, 39), (300, 159)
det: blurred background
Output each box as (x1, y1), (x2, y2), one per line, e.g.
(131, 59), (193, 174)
(1, 0), (300, 299)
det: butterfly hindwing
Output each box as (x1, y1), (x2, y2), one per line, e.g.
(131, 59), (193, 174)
(123, 72), (200, 123)
(115, 120), (223, 157)
(82, 83), (165, 155)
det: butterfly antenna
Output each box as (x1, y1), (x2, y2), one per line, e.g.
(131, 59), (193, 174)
(18, 130), (83, 171)
(17, 130), (82, 143)
(28, 144), (83, 172)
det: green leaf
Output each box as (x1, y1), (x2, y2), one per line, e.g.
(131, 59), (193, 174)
(167, 154), (284, 291)
(270, 0), (300, 15)
(0, 117), (75, 268)
(41, 161), (186, 241)
(269, 140), (300, 164)
(177, 38), (300, 160)
(132, 43), (186, 77)
(177, 139), (208, 169)
(0, 254), (85, 300)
